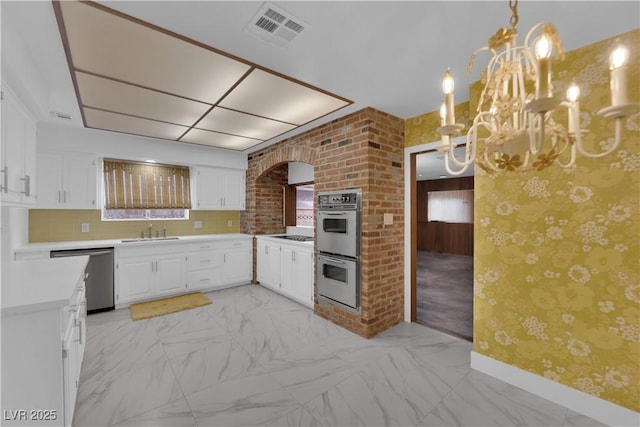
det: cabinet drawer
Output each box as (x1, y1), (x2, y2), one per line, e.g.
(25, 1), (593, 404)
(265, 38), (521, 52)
(222, 240), (251, 249)
(187, 251), (223, 271)
(188, 269), (222, 289)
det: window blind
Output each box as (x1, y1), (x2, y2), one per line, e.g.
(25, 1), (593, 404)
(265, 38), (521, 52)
(103, 159), (191, 209)
(428, 189), (474, 224)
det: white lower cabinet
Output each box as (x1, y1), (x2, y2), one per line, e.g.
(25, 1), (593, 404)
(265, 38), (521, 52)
(222, 241), (252, 285)
(116, 245), (188, 306)
(1, 263), (86, 426)
(187, 239), (252, 291)
(256, 237), (314, 308)
(116, 237), (253, 306)
(256, 239), (281, 292)
(280, 243), (313, 306)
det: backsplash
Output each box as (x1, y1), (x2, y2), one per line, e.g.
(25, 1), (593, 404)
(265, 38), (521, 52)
(28, 209), (240, 242)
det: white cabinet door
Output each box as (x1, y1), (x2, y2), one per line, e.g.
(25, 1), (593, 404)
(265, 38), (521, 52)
(257, 239), (281, 291)
(293, 249), (313, 306)
(222, 246), (252, 285)
(192, 166), (245, 211)
(64, 153), (97, 209)
(279, 243), (313, 307)
(280, 246), (296, 297)
(221, 169), (245, 210)
(194, 167), (223, 209)
(1, 84), (37, 206)
(117, 257), (155, 303)
(36, 152), (63, 207)
(155, 254), (187, 295)
(36, 152), (97, 209)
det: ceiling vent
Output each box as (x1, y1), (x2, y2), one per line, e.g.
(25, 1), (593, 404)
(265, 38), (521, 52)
(245, 2), (308, 47)
(50, 111), (72, 120)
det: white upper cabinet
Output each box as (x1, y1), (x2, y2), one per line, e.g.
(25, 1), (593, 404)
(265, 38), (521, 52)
(1, 83), (37, 206)
(192, 166), (245, 210)
(36, 152), (98, 209)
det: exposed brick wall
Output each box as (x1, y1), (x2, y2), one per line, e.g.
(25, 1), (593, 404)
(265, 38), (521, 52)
(241, 107), (405, 338)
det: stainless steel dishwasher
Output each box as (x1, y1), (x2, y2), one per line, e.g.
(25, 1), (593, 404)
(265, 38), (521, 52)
(51, 247), (115, 313)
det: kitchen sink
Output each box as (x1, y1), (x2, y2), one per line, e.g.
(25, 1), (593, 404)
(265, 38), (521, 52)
(273, 235), (314, 242)
(121, 237), (180, 243)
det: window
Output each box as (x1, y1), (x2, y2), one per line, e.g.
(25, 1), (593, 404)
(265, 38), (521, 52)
(103, 159), (191, 220)
(428, 189), (474, 224)
(296, 184), (314, 227)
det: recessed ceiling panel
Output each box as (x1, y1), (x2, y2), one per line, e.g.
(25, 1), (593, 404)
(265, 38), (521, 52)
(84, 108), (189, 141)
(59, 1), (251, 103)
(196, 108), (297, 140)
(180, 129), (263, 151)
(220, 69), (351, 125)
(75, 72), (211, 126)
(54, 0), (353, 151)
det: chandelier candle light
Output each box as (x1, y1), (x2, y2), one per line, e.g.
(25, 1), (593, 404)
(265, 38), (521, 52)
(436, 0), (639, 174)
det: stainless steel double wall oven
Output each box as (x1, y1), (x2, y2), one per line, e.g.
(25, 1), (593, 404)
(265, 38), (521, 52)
(316, 189), (361, 310)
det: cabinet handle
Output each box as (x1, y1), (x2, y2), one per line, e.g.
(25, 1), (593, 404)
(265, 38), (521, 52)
(200, 259), (211, 263)
(58, 191), (62, 203)
(199, 278), (210, 282)
(75, 318), (83, 345)
(19, 175), (30, 197)
(200, 245), (211, 249)
(224, 254), (226, 263)
(0, 166), (7, 193)
(63, 191), (67, 204)
(293, 252), (296, 262)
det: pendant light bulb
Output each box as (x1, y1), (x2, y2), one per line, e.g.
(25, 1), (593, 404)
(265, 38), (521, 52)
(442, 70), (455, 94)
(609, 45), (629, 70)
(534, 33), (552, 59)
(566, 84), (580, 102)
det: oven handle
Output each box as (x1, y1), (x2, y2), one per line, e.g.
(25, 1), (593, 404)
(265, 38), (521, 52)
(320, 212), (348, 216)
(320, 256), (348, 265)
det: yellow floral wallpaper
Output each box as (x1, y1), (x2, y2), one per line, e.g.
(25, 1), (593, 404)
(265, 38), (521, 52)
(407, 29), (640, 412)
(405, 102), (470, 147)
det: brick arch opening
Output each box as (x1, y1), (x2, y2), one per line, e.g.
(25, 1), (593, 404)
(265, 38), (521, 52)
(255, 145), (317, 178)
(242, 145), (317, 237)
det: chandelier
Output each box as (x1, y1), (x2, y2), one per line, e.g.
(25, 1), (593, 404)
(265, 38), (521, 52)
(436, 0), (638, 175)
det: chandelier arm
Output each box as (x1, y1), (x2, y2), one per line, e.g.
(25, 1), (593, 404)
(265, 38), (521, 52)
(482, 150), (502, 173)
(529, 113), (545, 155)
(444, 152), (472, 176)
(576, 118), (622, 158)
(446, 133), (476, 168)
(523, 22), (548, 50)
(554, 144), (577, 168)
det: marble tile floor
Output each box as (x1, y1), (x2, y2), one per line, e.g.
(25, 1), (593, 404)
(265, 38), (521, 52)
(74, 284), (604, 427)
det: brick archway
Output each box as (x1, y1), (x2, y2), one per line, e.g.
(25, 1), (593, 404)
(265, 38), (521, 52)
(255, 145), (317, 178)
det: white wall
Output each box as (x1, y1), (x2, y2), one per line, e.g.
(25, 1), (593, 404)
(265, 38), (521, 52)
(38, 122), (248, 170)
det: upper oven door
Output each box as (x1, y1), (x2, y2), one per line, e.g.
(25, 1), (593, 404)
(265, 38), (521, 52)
(317, 210), (358, 258)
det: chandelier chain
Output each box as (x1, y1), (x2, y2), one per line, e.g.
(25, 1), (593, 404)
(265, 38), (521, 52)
(509, 0), (519, 30)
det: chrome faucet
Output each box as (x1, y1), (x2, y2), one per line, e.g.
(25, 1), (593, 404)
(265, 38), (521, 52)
(147, 223), (153, 238)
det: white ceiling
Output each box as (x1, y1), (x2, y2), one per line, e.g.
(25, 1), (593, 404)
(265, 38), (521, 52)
(2, 1), (639, 179)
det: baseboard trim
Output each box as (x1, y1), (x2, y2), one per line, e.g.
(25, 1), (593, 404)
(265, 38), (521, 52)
(470, 352), (639, 427)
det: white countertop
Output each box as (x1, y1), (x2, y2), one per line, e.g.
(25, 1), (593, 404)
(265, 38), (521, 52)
(256, 234), (314, 247)
(14, 233), (254, 253)
(1, 256), (89, 316)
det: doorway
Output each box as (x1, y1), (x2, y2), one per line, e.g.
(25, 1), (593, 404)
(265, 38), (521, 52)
(405, 144), (474, 342)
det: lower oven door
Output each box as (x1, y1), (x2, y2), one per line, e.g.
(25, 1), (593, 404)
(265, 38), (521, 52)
(317, 254), (359, 309)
